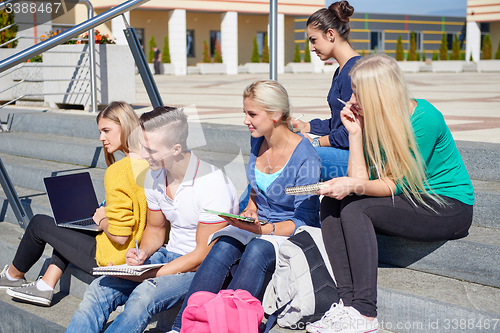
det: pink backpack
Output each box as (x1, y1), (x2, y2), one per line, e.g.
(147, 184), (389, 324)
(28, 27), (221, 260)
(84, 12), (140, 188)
(180, 289), (264, 333)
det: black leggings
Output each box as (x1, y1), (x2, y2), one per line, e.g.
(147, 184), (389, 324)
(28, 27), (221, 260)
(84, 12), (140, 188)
(320, 194), (473, 318)
(12, 214), (98, 275)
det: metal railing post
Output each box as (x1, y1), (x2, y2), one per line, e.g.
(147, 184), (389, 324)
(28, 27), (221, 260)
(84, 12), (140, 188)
(80, 0), (98, 113)
(269, 0), (278, 81)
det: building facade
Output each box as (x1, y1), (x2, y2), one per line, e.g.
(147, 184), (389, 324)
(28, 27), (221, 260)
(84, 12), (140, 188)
(466, 0), (500, 61)
(294, 13), (466, 60)
(52, 0), (324, 75)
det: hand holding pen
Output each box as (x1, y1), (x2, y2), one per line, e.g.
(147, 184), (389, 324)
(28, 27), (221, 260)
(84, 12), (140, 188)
(337, 98), (360, 121)
(135, 239), (141, 265)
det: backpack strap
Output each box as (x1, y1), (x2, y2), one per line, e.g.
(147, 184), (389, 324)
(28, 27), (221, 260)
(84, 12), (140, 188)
(287, 230), (339, 323)
(204, 293), (229, 333)
(260, 302), (291, 333)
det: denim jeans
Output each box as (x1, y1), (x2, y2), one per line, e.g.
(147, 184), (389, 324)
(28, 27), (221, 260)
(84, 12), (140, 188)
(315, 146), (349, 181)
(171, 236), (276, 332)
(66, 248), (195, 333)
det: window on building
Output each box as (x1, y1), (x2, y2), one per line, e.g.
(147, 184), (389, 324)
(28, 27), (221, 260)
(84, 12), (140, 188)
(370, 31), (383, 51)
(210, 31), (221, 57)
(135, 28), (145, 51)
(257, 32), (267, 56)
(414, 32), (423, 51)
(480, 23), (490, 33)
(187, 30), (195, 57)
(446, 33), (453, 50)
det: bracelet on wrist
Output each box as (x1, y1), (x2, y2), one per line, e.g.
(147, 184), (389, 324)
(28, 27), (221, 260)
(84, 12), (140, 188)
(98, 217), (106, 226)
(269, 222), (275, 235)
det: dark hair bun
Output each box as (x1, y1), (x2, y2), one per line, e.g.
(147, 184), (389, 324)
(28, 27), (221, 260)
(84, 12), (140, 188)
(329, 1), (354, 23)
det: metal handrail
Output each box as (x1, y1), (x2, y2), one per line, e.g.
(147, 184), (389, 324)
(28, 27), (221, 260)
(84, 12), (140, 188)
(0, 23), (16, 33)
(0, 0), (151, 73)
(0, 80), (24, 95)
(0, 37), (20, 48)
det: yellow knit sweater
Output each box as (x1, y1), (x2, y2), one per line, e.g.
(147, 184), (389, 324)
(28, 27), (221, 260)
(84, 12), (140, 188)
(95, 157), (149, 266)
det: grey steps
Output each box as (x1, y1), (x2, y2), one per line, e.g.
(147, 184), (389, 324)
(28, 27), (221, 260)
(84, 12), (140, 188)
(456, 140), (500, 182)
(0, 185), (52, 226)
(0, 152), (105, 197)
(0, 131), (108, 169)
(9, 112), (99, 140)
(471, 179), (500, 229)
(377, 225), (500, 288)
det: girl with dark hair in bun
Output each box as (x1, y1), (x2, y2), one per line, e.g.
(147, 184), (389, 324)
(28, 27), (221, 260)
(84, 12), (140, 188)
(291, 1), (361, 182)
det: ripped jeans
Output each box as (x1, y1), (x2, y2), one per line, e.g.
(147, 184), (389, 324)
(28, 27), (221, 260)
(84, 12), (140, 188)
(66, 248), (194, 333)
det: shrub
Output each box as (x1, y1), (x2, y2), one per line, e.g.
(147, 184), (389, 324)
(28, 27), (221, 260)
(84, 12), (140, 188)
(439, 33), (448, 60)
(148, 35), (156, 63)
(482, 34), (492, 59)
(202, 40), (211, 63)
(495, 39), (500, 59)
(395, 35), (404, 61)
(432, 51), (438, 61)
(304, 40), (311, 63)
(162, 36), (170, 63)
(293, 43), (301, 62)
(251, 35), (260, 63)
(422, 50), (426, 62)
(261, 34), (269, 63)
(361, 49), (366, 57)
(0, 9), (18, 48)
(408, 31), (417, 61)
(213, 38), (222, 63)
(451, 34), (460, 60)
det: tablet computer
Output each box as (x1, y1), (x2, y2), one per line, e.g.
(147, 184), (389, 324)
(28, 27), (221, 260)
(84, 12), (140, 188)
(203, 209), (267, 225)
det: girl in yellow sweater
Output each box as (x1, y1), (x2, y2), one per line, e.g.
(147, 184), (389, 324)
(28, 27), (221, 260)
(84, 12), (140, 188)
(1, 102), (148, 306)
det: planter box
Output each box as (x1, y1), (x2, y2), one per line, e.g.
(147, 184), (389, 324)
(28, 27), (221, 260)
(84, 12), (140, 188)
(162, 63), (175, 75)
(196, 63), (227, 75)
(286, 62), (315, 73)
(397, 61), (424, 73)
(43, 44), (135, 109)
(477, 60), (500, 72)
(244, 63), (269, 74)
(431, 61), (466, 73)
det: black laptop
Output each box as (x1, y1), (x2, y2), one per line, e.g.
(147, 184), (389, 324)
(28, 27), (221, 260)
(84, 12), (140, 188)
(44, 172), (102, 232)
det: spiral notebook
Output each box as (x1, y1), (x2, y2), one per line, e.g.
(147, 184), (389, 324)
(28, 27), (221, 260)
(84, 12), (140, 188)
(284, 182), (326, 195)
(92, 263), (164, 276)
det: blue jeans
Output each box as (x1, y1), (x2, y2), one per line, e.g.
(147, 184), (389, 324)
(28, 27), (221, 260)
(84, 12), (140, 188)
(171, 236), (276, 332)
(315, 146), (349, 181)
(66, 248), (195, 333)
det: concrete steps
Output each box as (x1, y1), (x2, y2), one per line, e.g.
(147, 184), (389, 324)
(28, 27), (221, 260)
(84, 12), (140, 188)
(0, 111), (500, 333)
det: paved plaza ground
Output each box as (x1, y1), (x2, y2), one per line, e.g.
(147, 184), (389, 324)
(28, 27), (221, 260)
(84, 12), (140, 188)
(133, 71), (500, 144)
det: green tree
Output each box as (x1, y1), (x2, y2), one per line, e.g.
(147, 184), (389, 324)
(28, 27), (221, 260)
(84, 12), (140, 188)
(202, 40), (211, 63)
(416, 51), (420, 61)
(213, 38), (222, 63)
(408, 31), (417, 61)
(0, 9), (18, 48)
(422, 50), (426, 62)
(251, 35), (260, 63)
(482, 34), (492, 59)
(432, 50), (439, 61)
(395, 35), (404, 61)
(261, 34), (269, 63)
(439, 33), (448, 60)
(304, 40), (311, 63)
(451, 34), (460, 60)
(495, 39), (500, 59)
(162, 36), (170, 63)
(361, 49), (366, 57)
(293, 43), (301, 62)
(148, 35), (156, 63)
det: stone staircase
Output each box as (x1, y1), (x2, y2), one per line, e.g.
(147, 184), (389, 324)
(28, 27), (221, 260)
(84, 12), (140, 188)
(0, 111), (499, 333)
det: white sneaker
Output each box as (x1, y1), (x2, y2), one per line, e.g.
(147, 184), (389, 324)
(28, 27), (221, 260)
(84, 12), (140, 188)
(306, 300), (349, 333)
(316, 306), (378, 333)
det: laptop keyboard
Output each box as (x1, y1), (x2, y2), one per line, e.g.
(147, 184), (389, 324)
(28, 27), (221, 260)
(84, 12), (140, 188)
(70, 218), (96, 226)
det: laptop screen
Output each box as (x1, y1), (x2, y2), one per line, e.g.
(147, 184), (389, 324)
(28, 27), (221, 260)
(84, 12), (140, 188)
(44, 172), (99, 224)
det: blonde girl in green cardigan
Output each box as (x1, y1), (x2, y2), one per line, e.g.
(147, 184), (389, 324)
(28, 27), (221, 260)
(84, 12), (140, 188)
(2, 101), (148, 306)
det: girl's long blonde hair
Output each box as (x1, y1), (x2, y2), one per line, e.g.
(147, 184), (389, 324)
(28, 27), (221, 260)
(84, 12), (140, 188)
(96, 101), (141, 166)
(350, 54), (439, 207)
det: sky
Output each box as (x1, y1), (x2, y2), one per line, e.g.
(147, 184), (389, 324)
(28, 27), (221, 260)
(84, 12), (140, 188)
(326, 0), (467, 17)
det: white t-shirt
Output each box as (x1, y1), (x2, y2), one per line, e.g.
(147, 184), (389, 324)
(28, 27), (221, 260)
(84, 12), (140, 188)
(144, 152), (238, 255)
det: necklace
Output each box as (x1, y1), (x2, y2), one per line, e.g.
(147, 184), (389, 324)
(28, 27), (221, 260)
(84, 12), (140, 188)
(265, 131), (291, 174)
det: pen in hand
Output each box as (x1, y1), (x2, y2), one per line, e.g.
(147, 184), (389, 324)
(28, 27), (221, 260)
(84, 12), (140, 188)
(135, 239), (141, 265)
(295, 114), (304, 121)
(337, 98), (357, 121)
